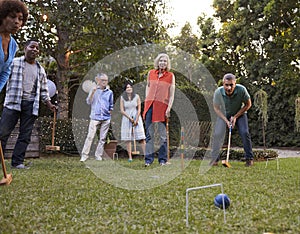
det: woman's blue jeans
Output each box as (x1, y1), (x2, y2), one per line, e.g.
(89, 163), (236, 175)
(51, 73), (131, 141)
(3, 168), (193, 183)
(211, 114), (253, 161)
(0, 101), (37, 166)
(144, 106), (167, 164)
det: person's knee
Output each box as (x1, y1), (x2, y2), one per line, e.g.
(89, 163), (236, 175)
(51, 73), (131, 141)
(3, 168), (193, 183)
(86, 135), (94, 141)
(160, 135), (167, 143)
(239, 130), (250, 140)
(213, 131), (224, 140)
(24, 138), (31, 144)
(145, 136), (152, 143)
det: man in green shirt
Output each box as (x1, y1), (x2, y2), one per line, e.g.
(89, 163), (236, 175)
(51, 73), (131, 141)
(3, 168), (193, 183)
(211, 73), (254, 167)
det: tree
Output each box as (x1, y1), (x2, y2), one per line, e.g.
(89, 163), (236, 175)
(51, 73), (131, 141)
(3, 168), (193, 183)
(171, 23), (200, 82)
(213, 0), (299, 82)
(295, 97), (300, 132)
(16, 0), (168, 119)
(172, 23), (200, 58)
(253, 89), (268, 149)
(212, 0), (300, 146)
(196, 14), (229, 83)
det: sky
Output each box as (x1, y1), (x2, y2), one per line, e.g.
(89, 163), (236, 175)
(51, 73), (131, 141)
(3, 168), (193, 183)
(162, 0), (215, 37)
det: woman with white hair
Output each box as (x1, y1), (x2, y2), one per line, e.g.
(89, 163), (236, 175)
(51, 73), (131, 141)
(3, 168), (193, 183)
(142, 53), (175, 167)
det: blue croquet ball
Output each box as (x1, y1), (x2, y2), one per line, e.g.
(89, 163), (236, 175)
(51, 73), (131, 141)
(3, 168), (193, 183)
(214, 193), (230, 209)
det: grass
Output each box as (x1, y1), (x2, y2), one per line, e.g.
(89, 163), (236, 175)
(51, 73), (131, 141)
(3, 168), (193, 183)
(0, 155), (299, 233)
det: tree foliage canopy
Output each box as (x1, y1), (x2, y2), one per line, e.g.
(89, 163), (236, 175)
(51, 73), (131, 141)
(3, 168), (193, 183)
(15, 0), (168, 118)
(173, 0), (299, 146)
(8, 0), (299, 147)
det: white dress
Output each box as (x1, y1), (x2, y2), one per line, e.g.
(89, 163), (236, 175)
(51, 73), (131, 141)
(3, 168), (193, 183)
(121, 94), (146, 141)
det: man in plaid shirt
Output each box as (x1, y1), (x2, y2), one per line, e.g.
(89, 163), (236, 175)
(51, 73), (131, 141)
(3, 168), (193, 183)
(0, 38), (56, 169)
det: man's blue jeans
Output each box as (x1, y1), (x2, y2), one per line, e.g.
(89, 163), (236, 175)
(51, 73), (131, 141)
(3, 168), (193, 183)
(144, 106), (167, 164)
(211, 114), (253, 161)
(0, 101), (37, 166)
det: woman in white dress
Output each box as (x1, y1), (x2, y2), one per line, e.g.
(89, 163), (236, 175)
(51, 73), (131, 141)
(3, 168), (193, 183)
(120, 81), (146, 162)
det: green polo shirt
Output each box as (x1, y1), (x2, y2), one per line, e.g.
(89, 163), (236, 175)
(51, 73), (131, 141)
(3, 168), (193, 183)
(213, 84), (250, 117)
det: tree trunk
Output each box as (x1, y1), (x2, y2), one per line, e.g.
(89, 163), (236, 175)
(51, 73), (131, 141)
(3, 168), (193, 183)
(262, 116), (266, 151)
(56, 66), (69, 119)
(55, 13), (70, 119)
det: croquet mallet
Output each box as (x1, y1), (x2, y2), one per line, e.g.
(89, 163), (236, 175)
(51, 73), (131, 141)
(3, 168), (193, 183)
(46, 109), (60, 151)
(222, 122), (232, 168)
(131, 122), (140, 155)
(166, 117), (171, 164)
(0, 142), (12, 186)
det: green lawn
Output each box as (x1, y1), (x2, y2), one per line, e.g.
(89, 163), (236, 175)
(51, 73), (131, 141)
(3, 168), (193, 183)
(0, 156), (299, 233)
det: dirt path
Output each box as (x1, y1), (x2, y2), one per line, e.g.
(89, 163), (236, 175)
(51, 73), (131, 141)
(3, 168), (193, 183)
(231, 147), (300, 158)
(272, 148), (300, 158)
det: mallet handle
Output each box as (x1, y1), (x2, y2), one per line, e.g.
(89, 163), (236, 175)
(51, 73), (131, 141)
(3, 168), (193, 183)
(51, 110), (57, 146)
(0, 142), (8, 178)
(132, 126), (137, 152)
(166, 117), (170, 162)
(226, 124), (232, 161)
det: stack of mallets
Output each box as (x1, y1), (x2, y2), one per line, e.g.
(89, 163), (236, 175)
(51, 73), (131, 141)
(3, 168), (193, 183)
(46, 109), (60, 151)
(46, 80), (60, 152)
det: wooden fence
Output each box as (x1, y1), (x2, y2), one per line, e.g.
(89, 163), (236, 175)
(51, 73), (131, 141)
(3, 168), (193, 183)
(2, 120), (213, 158)
(181, 121), (212, 147)
(4, 121), (40, 159)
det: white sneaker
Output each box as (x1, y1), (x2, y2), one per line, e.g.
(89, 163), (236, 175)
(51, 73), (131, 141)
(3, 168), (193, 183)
(95, 156), (103, 161)
(80, 156), (88, 162)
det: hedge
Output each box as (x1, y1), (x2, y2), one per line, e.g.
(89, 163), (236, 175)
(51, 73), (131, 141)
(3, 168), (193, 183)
(37, 117), (278, 160)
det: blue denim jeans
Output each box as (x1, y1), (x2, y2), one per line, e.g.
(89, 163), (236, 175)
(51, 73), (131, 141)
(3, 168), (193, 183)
(144, 106), (167, 164)
(0, 101), (37, 166)
(211, 114), (253, 161)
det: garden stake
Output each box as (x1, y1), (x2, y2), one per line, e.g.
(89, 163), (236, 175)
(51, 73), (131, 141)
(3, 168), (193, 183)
(0, 142), (12, 186)
(46, 109), (60, 151)
(222, 123), (232, 168)
(180, 127), (184, 171)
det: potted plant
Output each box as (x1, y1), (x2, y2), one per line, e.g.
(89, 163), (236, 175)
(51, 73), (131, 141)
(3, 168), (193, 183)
(104, 124), (118, 158)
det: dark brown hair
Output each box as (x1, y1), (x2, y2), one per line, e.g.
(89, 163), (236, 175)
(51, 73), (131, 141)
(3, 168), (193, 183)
(0, 0), (28, 26)
(24, 38), (39, 48)
(122, 80), (136, 101)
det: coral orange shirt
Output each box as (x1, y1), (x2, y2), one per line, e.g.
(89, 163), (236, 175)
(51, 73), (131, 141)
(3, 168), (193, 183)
(143, 69), (173, 122)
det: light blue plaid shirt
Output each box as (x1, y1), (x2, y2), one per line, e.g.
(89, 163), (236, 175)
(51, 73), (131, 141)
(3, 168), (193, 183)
(4, 56), (51, 116)
(87, 87), (114, 121)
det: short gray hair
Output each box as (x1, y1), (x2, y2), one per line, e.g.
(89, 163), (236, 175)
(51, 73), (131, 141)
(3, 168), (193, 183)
(223, 73), (236, 81)
(95, 73), (108, 82)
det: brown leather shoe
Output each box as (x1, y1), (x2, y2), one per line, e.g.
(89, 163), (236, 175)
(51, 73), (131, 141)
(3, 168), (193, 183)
(245, 160), (254, 167)
(209, 161), (219, 166)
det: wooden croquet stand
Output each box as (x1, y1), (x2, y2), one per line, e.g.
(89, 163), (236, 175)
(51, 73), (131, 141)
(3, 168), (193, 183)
(46, 110), (60, 152)
(104, 140), (118, 159)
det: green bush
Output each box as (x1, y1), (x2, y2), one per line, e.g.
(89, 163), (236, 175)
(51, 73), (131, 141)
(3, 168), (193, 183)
(38, 117), (79, 154)
(38, 116), (279, 161)
(38, 117), (119, 155)
(186, 148), (278, 161)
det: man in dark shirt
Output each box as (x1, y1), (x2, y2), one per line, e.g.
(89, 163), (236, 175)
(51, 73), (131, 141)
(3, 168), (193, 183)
(211, 73), (254, 167)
